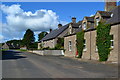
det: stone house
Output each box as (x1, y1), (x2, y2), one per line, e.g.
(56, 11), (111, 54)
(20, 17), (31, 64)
(82, 1), (120, 62)
(2, 43), (9, 49)
(38, 18), (77, 49)
(81, 16), (99, 60)
(106, 6), (120, 62)
(64, 20), (82, 57)
(2, 42), (20, 50)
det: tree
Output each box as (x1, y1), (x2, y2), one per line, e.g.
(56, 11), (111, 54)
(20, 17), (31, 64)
(38, 32), (48, 41)
(22, 29), (35, 49)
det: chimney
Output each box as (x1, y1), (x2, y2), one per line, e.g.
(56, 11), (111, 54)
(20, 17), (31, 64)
(72, 17), (76, 23)
(105, 0), (117, 11)
(50, 28), (52, 33)
(58, 24), (62, 28)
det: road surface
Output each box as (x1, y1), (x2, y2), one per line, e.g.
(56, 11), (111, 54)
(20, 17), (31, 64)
(2, 50), (118, 78)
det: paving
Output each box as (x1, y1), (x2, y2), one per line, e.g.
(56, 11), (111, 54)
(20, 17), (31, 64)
(2, 50), (118, 78)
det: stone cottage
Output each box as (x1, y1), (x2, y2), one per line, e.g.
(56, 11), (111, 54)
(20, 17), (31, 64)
(38, 18), (76, 49)
(64, 20), (82, 57)
(82, 1), (119, 62)
(106, 6), (120, 62)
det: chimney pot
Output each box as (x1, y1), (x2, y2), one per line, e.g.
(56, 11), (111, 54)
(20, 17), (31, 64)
(50, 28), (52, 33)
(72, 17), (76, 23)
(58, 24), (62, 28)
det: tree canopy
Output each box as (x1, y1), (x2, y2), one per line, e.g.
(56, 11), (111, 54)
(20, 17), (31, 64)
(22, 29), (35, 49)
(38, 32), (48, 41)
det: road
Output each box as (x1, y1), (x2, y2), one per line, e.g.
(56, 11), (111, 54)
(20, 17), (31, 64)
(2, 50), (118, 78)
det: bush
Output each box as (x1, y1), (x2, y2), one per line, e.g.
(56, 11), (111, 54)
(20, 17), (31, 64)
(96, 22), (111, 61)
(76, 30), (84, 58)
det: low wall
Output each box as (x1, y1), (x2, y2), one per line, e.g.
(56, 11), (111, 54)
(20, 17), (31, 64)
(29, 50), (64, 56)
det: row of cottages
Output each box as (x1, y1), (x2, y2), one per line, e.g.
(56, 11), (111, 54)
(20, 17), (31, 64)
(38, 1), (120, 62)
(64, 2), (120, 62)
(38, 17), (81, 49)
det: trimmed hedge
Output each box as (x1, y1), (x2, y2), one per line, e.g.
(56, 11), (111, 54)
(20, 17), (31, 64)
(76, 30), (84, 58)
(96, 22), (111, 61)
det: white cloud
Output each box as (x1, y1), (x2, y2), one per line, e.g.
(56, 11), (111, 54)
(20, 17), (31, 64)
(1, 4), (68, 42)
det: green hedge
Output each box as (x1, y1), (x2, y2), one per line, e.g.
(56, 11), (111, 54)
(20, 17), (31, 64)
(96, 22), (111, 61)
(76, 30), (84, 58)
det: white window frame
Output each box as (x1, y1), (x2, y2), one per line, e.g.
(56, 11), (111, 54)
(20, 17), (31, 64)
(83, 22), (86, 30)
(69, 27), (72, 34)
(83, 40), (87, 51)
(95, 46), (98, 52)
(111, 39), (114, 48)
(68, 41), (72, 51)
(96, 17), (100, 26)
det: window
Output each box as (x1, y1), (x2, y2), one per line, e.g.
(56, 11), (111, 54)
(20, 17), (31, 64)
(83, 39), (87, 51)
(68, 41), (72, 51)
(83, 22), (86, 30)
(96, 17), (100, 26)
(96, 46), (98, 52)
(69, 27), (72, 34)
(111, 35), (114, 48)
(111, 13), (113, 17)
(79, 25), (82, 28)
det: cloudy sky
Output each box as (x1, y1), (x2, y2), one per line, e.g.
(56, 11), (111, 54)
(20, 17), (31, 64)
(1, 2), (105, 43)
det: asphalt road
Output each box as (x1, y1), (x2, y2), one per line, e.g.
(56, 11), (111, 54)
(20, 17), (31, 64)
(2, 50), (118, 78)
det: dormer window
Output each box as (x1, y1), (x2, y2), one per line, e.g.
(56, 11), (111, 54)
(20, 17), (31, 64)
(69, 24), (72, 34)
(96, 17), (100, 26)
(111, 13), (113, 17)
(83, 22), (86, 30)
(69, 27), (72, 34)
(79, 25), (82, 28)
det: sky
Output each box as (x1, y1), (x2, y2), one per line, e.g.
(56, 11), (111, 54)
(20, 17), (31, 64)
(1, 2), (106, 43)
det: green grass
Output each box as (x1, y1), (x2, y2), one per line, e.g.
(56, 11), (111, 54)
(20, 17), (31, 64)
(0, 49), (9, 51)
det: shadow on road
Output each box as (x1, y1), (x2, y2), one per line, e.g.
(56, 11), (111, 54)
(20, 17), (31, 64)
(2, 50), (26, 60)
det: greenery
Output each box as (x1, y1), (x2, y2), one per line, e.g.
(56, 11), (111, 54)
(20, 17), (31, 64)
(55, 38), (64, 49)
(76, 30), (84, 58)
(22, 29), (35, 49)
(38, 32), (48, 41)
(96, 22), (111, 61)
(39, 38), (64, 50)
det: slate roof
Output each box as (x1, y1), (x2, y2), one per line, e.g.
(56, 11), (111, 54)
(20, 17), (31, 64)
(71, 23), (80, 28)
(85, 17), (94, 22)
(40, 24), (69, 41)
(97, 11), (112, 18)
(106, 6), (120, 25)
(64, 21), (82, 37)
(84, 27), (96, 32)
(64, 28), (82, 37)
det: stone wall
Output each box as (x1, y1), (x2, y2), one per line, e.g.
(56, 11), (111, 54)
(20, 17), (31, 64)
(82, 30), (99, 60)
(38, 38), (58, 49)
(64, 34), (77, 57)
(108, 24), (120, 62)
(29, 50), (64, 56)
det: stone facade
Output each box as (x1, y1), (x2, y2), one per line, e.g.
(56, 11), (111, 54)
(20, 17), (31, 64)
(82, 30), (99, 60)
(38, 38), (58, 49)
(64, 34), (77, 57)
(108, 24), (120, 62)
(38, 28), (69, 49)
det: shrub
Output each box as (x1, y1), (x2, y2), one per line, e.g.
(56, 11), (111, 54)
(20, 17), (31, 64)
(76, 30), (84, 58)
(96, 22), (111, 61)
